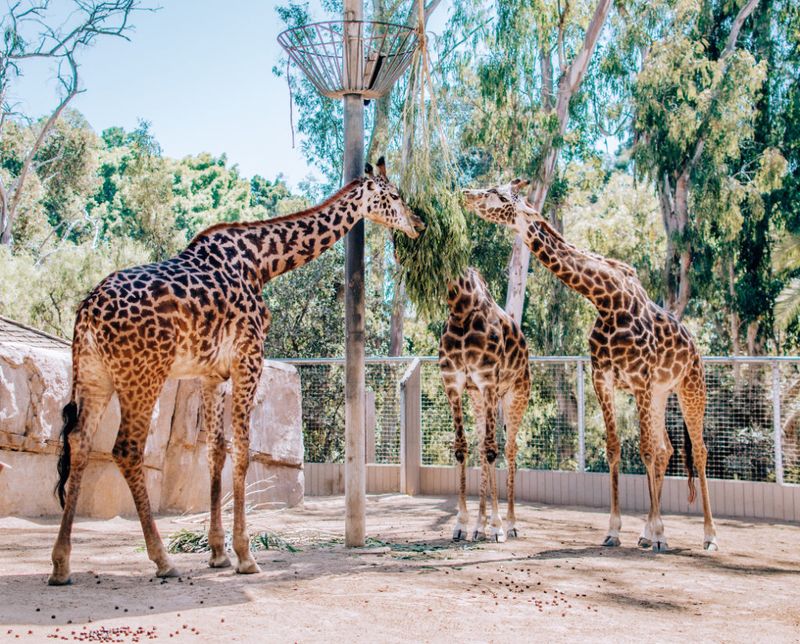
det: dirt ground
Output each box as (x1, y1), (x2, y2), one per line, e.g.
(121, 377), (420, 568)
(1, 495), (798, 643)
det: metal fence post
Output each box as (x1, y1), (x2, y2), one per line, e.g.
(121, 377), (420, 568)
(577, 359), (586, 472)
(365, 388), (376, 464)
(772, 361), (784, 485)
(400, 358), (421, 495)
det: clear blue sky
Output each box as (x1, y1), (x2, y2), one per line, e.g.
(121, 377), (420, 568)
(12, 1), (334, 188)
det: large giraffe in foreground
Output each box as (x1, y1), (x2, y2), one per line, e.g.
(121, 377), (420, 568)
(440, 268), (531, 543)
(463, 180), (717, 552)
(49, 159), (423, 585)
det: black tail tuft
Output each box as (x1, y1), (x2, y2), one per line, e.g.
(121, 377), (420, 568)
(683, 420), (696, 504)
(55, 402), (79, 509)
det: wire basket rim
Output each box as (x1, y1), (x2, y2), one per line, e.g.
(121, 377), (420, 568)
(277, 19), (418, 46)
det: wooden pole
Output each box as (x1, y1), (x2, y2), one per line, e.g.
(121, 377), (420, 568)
(343, 0), (366, 547)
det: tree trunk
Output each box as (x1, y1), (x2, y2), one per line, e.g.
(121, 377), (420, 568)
(503, 0), (613, 323)
(388, 279), (405, 356)
(652, 0), (760, 319)
(659, 170), (691, 318)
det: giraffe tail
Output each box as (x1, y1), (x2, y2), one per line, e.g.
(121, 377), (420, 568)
(54, 401), (79, 509)
(683, 420), (697, 504)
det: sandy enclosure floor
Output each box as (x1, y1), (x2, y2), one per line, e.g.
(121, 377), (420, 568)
(1, 494), (799, 643)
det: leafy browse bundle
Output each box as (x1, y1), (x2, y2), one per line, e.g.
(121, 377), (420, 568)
(393, 17), (470, 322)
(394, 176), (469, 321)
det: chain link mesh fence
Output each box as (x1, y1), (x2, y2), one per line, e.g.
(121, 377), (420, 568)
(290, 359), (407, 464)
(286, 356), (800, 483)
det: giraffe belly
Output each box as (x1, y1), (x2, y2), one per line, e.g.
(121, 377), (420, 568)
(168, 333), (236, 382)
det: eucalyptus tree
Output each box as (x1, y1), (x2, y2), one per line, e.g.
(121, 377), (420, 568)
(632, 0), (769, 321)
(0, 0), (147, 246)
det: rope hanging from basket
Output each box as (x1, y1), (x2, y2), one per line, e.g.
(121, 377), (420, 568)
(393, 0), (469, 321)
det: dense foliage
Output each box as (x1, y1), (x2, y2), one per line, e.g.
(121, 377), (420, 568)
(2, 0), (799, 359)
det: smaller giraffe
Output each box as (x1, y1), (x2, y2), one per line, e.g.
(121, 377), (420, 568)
(463, 180), (717, 552)
(439, 267), (531, 542)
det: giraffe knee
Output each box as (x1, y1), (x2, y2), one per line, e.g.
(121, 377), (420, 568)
(606, 445), (620, 467)
(112, 438), (141, 467)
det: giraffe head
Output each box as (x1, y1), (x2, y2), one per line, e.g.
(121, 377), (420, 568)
(361, 157), (424, 238)
(462, 179), (539, 232)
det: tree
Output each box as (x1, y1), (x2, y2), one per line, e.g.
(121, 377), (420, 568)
(0, 0), (147, 246)
(633, 0), (764, 319)
(476, 0), (615, 323)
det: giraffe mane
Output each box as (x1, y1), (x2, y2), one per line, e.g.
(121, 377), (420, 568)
(186, 178), (364, 248)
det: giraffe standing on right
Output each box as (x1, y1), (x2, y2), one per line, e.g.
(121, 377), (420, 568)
(463, 180), (717, 552)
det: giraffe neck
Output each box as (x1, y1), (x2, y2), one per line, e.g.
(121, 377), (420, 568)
(520, 217), (622, 312)
(187, 180), (364, 285)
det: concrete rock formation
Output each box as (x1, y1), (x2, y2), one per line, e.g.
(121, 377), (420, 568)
(0, 340), (304, 518)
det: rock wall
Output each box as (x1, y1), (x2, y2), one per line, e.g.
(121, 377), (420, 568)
(0, 340), (304, 518)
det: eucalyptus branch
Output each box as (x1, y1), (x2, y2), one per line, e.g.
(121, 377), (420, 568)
(687, 0), (760, 172)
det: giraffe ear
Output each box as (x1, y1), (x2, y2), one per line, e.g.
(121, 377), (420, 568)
(376, 156), (387, 178)
(364, 162), (374, 176)
(511, 178), (530, 193)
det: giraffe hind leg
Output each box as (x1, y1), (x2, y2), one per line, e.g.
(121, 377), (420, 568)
(202, 381), (231, 568)
(114, 383), (179, 578)
(49, 385), (112, 585)
(679, 370), (718, 551)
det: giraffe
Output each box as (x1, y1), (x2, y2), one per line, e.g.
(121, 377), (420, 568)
(440, 267), (531, 543)
(463, 180), (717, 552)
(48, 158), (424, 585)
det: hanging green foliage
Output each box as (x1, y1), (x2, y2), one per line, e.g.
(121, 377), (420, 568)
(393, 25), (470, 321)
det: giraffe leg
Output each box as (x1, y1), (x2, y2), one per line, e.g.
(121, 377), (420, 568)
(201, 381), (230, 568)
(468, 389), (488, 541)
(593, 370), (621, 547)
(230, 350), (262, 574)
(114, 385), (178, 578)
(503, 383), (528, 539)
(635, 384), (667, 552)
(443, 375), (469, 541)
(49, 377), (113, 585)
(679, 365), (718, 550)
(639, 388), (672, 548)
(481, 385), (505, 543)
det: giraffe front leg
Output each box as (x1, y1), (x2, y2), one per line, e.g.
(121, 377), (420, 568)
(593, 370), (622, 547)
(483, 386), (504, 543)
(503, 385), (526, 539)
(636, 385), (668, 553)
(444, 378), (469, 541)
(472, 457), (489, 541)
(230, 352), (262, 575)
(202, 382), (230, 569)
(467, 390), (488, 541)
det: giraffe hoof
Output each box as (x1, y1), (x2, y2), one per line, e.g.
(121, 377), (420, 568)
(637, 537), (652, 549)
(156, 566), (181, 579)
(472, 531), (486, 542)
(703, 539), (718, 552)
(452, 528), (468, 542)
(602, 536), (620, 547)
(209, 554), (232, 569)
(506, 527), (518, 539)
(47, 574), (72, 586)
(652, 540), (668, 553)
(491, 529), (506, 544)
(235, 559), (261, 575)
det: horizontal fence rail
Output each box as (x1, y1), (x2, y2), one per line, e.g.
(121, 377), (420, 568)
(277, 355), (800, 520)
